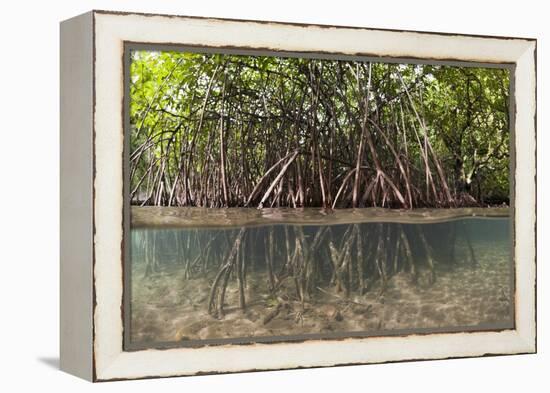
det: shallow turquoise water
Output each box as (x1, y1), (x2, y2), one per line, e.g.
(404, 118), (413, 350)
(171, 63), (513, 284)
(127, 216), (513, 347)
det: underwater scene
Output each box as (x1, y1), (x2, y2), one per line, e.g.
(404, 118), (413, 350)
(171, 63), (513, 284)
(127, 207), (513, 348)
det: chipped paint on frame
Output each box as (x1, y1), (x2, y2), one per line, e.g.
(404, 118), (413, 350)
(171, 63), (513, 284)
(89, 10), (537, 381)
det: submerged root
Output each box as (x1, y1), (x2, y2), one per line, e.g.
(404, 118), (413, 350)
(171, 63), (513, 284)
(202, 221), (444, 319)
(207, 228), (246, 318)
(417, 227), (437, 285)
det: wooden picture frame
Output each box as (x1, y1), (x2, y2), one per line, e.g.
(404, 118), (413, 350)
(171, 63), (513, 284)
(60, 10), (536, 381)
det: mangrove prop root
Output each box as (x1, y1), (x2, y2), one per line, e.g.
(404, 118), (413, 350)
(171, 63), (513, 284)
(398, 225), (417, 282)
(237, 240), (246, 312)
(356, 229), (365, 294)
(207, 228), (245, 317)
(196, 221), (448, 318)
(417, 227), (437, 285)
(461, 221), (478, 267)
(266, 228), (275, 292)
(262, 303), (282, 325)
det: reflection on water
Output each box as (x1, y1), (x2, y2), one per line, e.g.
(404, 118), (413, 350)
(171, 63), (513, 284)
(131, 206), (509, 228)
(127, 209), (513, 348)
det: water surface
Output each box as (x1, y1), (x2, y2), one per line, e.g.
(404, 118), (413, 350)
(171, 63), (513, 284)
(126, 208), (513, 349)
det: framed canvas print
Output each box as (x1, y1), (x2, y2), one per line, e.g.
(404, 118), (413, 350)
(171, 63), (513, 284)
(60, 10), (537, 381)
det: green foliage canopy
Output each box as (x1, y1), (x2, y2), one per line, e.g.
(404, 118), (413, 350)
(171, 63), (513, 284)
(129, 50), (510, 208)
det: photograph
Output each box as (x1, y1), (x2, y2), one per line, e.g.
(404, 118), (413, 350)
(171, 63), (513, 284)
(126, 49), (514, 349)
(0, 0), (544, 389)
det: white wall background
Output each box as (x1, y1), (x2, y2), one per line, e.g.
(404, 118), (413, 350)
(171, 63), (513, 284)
(0, 0), (545, 391)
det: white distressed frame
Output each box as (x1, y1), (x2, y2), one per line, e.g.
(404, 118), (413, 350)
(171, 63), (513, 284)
(68, 10), (536, 381)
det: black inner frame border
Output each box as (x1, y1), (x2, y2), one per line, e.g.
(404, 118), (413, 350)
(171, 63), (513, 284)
(121, 41), (517, 352)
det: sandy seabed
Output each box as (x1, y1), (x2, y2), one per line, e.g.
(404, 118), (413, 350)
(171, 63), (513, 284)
(129, 240), (512, 346)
